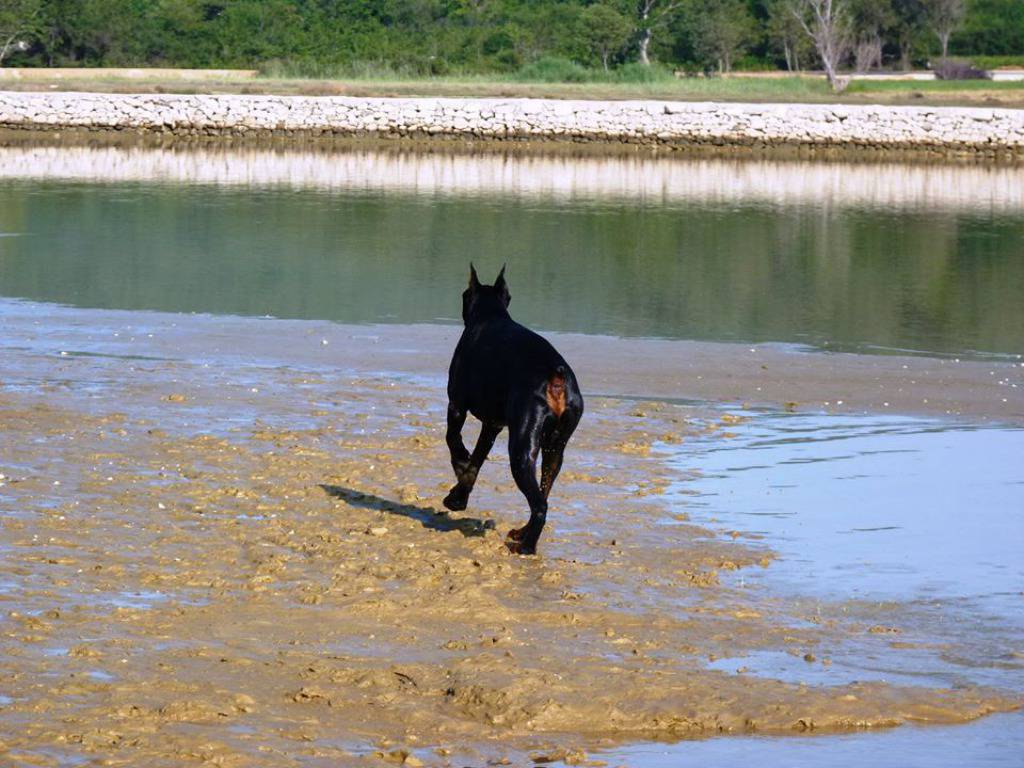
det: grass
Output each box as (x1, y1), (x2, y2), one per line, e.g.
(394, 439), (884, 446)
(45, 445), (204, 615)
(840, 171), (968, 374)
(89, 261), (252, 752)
(2, 67), (1022, 108)
(846, 78), (1024, 93)
(969, 55), (1024, 69)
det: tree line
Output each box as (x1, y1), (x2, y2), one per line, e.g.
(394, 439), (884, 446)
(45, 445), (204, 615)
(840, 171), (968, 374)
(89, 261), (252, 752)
(1, 0), (1021, 79)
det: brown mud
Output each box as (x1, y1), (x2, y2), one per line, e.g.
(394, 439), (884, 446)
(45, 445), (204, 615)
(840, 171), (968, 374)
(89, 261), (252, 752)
(0, 303), (1021, 766)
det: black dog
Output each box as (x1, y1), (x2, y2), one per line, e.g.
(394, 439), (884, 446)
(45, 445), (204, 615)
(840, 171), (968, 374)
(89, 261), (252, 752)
(444, 265), (583, 555)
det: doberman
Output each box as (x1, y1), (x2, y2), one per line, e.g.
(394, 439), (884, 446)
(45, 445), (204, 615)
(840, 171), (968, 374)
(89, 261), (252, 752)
(443, 265), (584, 555)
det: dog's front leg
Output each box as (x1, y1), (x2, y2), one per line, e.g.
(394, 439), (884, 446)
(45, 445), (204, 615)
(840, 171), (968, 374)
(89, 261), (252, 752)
(445, 422), (500, 511)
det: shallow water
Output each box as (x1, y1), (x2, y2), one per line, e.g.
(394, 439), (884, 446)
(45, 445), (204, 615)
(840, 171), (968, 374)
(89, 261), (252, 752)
(593, 710), (1024, 768)
(671, 411), (1024, 681)
(672, 412), (1024, 608)
(0, 145), (1023, 358)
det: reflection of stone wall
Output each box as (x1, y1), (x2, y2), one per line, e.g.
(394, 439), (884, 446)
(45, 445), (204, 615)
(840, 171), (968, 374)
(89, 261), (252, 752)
(1, 143), (1022, 211)
(1, 92), (1023, 159)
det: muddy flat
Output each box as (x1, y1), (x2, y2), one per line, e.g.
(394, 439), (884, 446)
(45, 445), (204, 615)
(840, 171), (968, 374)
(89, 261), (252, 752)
(1, 299), (1021, 766)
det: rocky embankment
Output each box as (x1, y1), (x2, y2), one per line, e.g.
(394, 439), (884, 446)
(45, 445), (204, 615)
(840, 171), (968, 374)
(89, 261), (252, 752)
(1, 91), (1023, 159)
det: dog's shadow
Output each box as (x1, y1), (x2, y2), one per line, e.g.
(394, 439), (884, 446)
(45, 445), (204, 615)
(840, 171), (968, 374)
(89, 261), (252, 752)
(319, 484), (496, 538)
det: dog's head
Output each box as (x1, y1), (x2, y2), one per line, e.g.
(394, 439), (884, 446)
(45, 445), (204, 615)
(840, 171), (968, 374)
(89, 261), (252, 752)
(463, 264), (511, 323)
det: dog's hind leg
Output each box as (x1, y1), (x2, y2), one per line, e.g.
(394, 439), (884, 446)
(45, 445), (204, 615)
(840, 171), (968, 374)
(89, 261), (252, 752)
(540, 409), (580, 500)
(505, 411), (548, 555)
(444, 421), (501, 512)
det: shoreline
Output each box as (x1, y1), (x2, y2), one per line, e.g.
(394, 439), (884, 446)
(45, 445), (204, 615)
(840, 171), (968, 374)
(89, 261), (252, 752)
(4, 299), (1021, 424)
(2, 91), (1023, 162)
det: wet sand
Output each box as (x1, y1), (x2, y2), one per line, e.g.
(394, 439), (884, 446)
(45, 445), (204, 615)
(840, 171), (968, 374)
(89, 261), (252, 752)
(1, 299), (1021, 766)
(6, 300), (1019, 423)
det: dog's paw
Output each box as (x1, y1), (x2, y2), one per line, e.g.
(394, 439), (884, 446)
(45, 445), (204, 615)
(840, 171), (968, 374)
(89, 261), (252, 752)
(443, 485), (469, 512)
(505, 527), (537, 555)
(505, 538), (537, 556)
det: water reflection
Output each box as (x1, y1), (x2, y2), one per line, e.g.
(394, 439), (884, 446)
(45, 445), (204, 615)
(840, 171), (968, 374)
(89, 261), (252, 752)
(1, 143), (1022, 211)
(0, 147), (1022, 357)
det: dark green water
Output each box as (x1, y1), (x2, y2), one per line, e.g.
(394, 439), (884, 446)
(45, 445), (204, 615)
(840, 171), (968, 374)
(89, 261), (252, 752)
(1, 176), (1022, 358)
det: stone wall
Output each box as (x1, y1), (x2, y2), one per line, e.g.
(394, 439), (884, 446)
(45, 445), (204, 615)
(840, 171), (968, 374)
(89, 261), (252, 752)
(1, 91), (1022, 159)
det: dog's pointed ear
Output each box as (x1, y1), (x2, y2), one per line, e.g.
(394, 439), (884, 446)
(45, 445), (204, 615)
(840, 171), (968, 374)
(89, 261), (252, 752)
(468, 263), (480, 291)
(494, 264), (511, 307)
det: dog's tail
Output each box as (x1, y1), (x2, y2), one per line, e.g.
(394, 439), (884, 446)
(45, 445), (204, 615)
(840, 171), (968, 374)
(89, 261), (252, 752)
(546, 365), (567, 418)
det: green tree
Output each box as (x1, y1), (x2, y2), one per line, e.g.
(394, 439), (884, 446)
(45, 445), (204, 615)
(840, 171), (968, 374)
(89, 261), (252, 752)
(144, 0), (217, 67)
(0, 0), (41, 64)
(923, 0), (964, 58)
(688, 0), (757, 72)
(956, 0), (1024, 56)
(891, 0), (927, 69)
(766, 0), (813, 70)
(580, 2), (631, 70)
(212, 0), (305, 67)
(5, 0), (1021, 75)
(45, 0), (150, 65)
(635, 0), (682, 65)
(850, 0), (893, 71)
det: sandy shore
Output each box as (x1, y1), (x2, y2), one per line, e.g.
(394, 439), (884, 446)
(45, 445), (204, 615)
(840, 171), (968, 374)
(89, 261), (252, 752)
(1, 300), (1020, 766)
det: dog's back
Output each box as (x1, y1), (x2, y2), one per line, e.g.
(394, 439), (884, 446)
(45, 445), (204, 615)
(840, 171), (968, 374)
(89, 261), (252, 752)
(450, 314), (579, 427)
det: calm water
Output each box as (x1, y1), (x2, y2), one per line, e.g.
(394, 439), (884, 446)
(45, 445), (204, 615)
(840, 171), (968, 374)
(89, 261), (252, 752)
(674, 412), (1024, 608)
(0, 146), (1023, 359)
(592, 711), (1024, 768)
(669, 412), (1024, 691)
